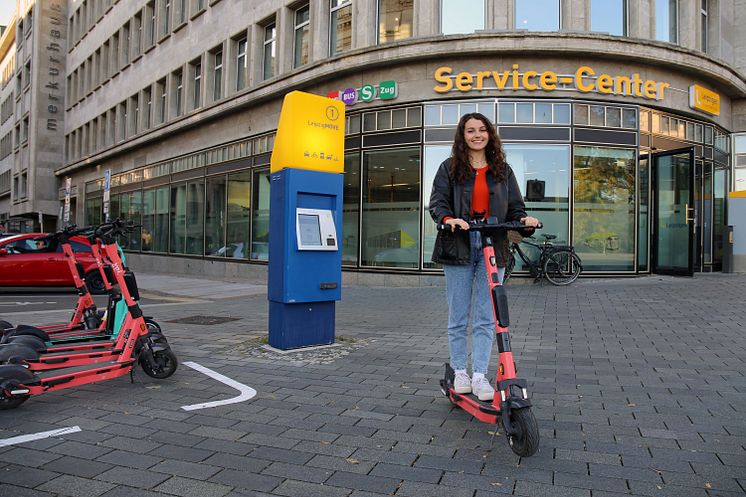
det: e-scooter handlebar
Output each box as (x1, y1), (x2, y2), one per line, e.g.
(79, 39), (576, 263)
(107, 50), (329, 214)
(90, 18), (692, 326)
(92, 219), (138, 243)
(436, 217), (543, 232)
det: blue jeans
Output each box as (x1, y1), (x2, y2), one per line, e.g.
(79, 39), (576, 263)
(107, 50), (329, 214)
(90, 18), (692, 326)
(443, 231), (505, 375)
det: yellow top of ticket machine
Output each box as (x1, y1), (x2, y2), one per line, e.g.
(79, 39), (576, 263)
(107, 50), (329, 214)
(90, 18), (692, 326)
(270, 91), (346, 174)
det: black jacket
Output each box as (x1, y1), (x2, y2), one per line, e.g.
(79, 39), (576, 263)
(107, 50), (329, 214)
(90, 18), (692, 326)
(429, 158), (528, 266)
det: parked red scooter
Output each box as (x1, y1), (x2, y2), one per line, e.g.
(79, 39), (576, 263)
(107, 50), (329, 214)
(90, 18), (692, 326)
(0, 220), (177, 409)
(439, 218), (540, 457)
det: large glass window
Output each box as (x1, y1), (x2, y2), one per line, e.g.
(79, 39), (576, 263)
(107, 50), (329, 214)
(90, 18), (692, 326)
(423, 145), (451, 269)
(236, 37), (247, 91)
(186, 180), (205, 255)
(251, 169), (271, 261)
(655, 0), (678, 43)
(515, 0), (560, 31)
(205, 176), (226, 256)
(263, 23), (276, 80)
(85, 197), (103, 226)
(591, 0), (626, 36)
(638, 156), (649, 271)
(573, 146), (636, 271)
(361, 147), (420, 268)
(212, 50), (223, 102)
(505, 144), (571, 270)
(343, 153), (360, 265)
(154, 186), (169, 252)
(227, 171), (251, 259)
(378, 0), (413, 44)
(142, 189), (155, 251)
(441, 0), (484, 34)
(330, 0), (352, 56)
(294, 4), (310, 68)
(170, 183), (187, 253)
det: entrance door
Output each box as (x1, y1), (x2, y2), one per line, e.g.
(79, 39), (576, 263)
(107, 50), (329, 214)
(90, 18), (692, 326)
(651, 148), (695, 276)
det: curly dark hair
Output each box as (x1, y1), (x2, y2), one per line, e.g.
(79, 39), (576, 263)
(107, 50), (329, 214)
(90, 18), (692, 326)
(450, 112), (507, 184)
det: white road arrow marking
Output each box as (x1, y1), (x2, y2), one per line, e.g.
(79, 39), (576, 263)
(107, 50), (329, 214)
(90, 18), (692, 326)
(0, 426), (82, 448)
(180, 361), (257, 411)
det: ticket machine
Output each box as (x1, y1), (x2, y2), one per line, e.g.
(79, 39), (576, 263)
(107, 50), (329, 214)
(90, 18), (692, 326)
(267, 91), (345, 349)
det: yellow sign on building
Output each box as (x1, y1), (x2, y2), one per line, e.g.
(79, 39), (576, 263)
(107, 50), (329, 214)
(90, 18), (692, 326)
(689, 84), (720, 116)
(270, 91), (345, 174)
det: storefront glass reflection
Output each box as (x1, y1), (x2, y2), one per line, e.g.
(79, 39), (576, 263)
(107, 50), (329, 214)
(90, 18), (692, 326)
(573, 146), (636, 271)
(505, 144), (570, 270)
(362, 147), (420, 268)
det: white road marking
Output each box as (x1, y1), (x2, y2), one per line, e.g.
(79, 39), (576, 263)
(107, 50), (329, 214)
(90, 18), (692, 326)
(180, 361), (257, 411)
(0, 426), (82, 448)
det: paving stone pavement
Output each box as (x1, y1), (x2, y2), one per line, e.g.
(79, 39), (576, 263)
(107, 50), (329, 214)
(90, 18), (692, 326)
(0, 273), (745, 497)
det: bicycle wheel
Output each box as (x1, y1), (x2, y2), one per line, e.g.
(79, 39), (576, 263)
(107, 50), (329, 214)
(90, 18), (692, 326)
(543, 249), (582, 286)
(503, 251), (516, 283)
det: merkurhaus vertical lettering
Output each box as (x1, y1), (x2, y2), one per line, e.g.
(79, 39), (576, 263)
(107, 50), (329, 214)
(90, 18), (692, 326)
(45, 1), (62, 131)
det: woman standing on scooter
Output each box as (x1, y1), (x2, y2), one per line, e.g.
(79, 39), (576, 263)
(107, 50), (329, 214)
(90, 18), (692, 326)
(429, 113), (539, 401)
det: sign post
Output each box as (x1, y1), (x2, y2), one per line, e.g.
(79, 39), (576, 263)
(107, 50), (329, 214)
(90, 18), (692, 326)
(268, 91), (345, 350)
(103, 169), (111, 222)
(63, 177), (72, 225)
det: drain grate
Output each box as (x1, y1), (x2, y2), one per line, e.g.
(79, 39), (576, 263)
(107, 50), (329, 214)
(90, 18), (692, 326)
(166, 315), (242, 325)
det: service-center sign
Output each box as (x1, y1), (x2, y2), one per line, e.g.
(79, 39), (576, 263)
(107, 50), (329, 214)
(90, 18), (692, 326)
(270, 91), (345, 174)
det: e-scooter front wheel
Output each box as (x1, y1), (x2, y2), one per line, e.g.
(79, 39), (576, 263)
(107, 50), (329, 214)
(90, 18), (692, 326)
(506, 407), (540, 457)
(141, 349), (178, 379)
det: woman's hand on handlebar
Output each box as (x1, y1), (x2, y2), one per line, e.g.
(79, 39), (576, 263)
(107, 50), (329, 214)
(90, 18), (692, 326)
(445, 218), (470, 232)
(520, 216), (541, 228)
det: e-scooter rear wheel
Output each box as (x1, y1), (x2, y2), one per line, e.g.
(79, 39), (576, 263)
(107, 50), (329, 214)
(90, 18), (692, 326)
(141, 349), (178, 379)
(0, 366), (34, 410)
(506, 407), (540, 457)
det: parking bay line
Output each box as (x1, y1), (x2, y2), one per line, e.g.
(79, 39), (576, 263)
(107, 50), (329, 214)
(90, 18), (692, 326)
(180, 361), (257, 411)
(0, 426), (82, 448)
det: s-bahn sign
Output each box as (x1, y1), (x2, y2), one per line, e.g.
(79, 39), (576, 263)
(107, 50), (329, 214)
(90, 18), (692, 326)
(434, 65), (670, 101)
(327, 80), (398, 106)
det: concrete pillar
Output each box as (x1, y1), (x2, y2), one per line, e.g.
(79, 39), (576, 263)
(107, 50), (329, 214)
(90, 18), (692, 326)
(628, 0), (654, 39)
(491, 0), (511, 30)
(678, 0), (697, 49)
(278, 6), (292, 74)
(354, 0), (376, 49)
(735, 0), (746, 74)
(562, 0), (587, 31)
(310, 0), (329, 61)
(414, 0), (438, 36)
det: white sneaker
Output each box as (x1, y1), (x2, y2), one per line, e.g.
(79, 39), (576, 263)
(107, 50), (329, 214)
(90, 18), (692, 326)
(453, 371), (471, 393)
(471, 375), (494, 401)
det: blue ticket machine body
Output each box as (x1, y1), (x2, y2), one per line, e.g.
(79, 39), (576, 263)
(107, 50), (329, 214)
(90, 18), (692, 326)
(268, 168), (343, 349)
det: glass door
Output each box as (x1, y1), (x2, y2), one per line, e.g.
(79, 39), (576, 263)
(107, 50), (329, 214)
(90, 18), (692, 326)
(651, 148), (695, 276)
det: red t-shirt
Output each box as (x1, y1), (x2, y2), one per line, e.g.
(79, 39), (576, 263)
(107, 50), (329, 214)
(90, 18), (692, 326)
(442, 167), (489, 223)
(471, 167), (489, 219)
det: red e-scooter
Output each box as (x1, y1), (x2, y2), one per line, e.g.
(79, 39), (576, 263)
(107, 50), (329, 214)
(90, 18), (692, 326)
(0, 221), (177, 410)
(439, 218), (541, 457)
(0, 226), (106, 336)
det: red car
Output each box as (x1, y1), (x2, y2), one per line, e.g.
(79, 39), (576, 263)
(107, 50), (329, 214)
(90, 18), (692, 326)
(0, 233), (105, 293)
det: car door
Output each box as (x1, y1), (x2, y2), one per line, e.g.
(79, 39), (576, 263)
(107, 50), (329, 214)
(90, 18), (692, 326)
(0, 237), (69, 286)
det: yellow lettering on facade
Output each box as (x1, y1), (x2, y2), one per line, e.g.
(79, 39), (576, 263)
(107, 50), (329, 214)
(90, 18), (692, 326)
(434, 66), (453, 93)
(492, 71), (510, 89)
(615, 76), (632, 95)
(631, 74), (643, 97)
(597, 74), (614, 94)
(575, 66), (595, 92)
(455, 72), (473, 91)
(432, 65), (669, 101)
(658, 82), (670, 100)
(540, 71), (557, 90)
(476, 71), (492, 90)
(522, 70), (538, 90)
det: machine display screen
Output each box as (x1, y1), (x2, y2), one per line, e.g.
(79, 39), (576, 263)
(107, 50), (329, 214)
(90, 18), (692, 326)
(298, 214), (322, 246)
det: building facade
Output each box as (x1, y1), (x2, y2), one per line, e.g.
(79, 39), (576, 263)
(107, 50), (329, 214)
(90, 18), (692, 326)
(1, 0), (68, 234)
(49, 0), (746, 279)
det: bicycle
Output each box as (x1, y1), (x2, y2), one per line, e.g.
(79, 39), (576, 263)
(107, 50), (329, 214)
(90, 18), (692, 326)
(504, 232), (583, 286)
